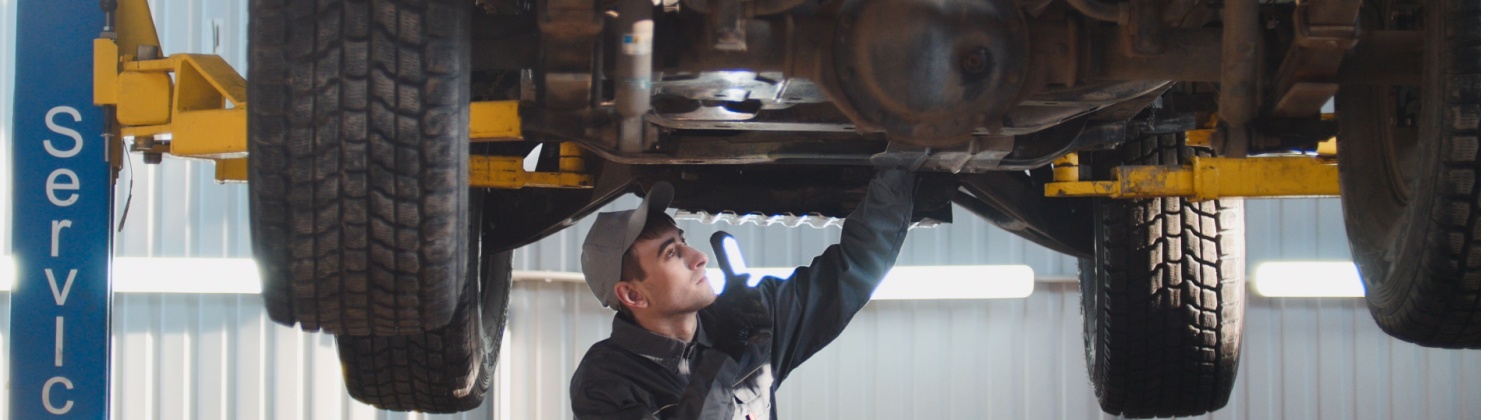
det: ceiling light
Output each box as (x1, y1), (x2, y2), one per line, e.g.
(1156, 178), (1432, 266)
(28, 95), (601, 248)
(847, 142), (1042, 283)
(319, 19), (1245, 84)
(1253, 261), (1365, 297)
(0, 256), (261, 294)
(0, 256), (1038, 300)
(874, 265), (1034, 300)
(113, 257), (262, 294)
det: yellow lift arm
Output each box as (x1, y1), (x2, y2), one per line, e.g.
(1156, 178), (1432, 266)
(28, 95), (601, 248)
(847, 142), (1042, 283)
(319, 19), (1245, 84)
(1046, 152), (1340, 201)
(92, 0), (588, 188)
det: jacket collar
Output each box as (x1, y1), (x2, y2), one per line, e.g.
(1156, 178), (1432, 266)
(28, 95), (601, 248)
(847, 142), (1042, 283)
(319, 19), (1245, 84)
(609, 312), (714, 360)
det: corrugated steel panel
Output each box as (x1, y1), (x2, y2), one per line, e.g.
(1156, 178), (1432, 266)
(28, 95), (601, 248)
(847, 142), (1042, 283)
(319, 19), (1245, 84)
(3, 279), (1477, 420)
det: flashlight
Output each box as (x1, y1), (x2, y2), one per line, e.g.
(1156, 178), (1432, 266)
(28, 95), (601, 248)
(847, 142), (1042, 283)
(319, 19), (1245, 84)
(710, 231), (751, 288)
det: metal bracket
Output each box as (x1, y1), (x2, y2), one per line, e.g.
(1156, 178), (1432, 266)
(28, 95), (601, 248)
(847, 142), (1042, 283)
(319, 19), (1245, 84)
(1045, 153), (1340, 201)
(1269, 0), (1362, 117)
(471, 101), (524, 141)
(871, 135), (1016, 173)
(95, 35), (246, 178)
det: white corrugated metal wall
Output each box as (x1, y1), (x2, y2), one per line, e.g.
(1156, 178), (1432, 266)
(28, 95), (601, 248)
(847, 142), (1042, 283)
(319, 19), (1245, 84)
(0, 0), (1482, 419)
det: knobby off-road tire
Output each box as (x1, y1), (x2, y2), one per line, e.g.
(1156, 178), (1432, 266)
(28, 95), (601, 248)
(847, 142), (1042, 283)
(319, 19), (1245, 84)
(338, 190), (514, 413)
(1335, 0), (1479, 349)
(1079, 133), (1246, 418)
(248, 0), (473, 336)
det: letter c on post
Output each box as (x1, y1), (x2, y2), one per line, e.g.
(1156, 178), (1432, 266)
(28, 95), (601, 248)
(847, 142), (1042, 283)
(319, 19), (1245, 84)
(42, 376), (74, 415)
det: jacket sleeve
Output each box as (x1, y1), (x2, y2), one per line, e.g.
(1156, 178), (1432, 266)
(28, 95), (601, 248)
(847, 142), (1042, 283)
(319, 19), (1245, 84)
(571, 378), (660, 420)
(762, 168), (915, 381)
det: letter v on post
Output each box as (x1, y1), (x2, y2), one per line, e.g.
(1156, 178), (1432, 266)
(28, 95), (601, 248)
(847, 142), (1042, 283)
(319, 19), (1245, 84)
(46, 269), (77, 306)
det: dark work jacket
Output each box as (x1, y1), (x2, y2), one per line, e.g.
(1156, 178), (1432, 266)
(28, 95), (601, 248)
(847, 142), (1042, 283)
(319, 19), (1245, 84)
(570, 170), (916, 419)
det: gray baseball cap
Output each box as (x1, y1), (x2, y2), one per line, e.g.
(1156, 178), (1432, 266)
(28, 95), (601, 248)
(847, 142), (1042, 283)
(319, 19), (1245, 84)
(581, 181), (674, 308)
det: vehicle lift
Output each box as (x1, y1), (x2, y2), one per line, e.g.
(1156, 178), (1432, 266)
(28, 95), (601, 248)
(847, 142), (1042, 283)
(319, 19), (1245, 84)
(9, 0), (1343, 417)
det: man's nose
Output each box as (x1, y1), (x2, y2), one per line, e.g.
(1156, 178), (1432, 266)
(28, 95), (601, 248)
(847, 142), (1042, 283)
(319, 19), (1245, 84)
(686, 246), (708, 269)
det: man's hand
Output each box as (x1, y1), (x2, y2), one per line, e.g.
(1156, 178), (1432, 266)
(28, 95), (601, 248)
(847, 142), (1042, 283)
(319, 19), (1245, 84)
(705, 231), (773, 359)
(709, 271), (773, 358)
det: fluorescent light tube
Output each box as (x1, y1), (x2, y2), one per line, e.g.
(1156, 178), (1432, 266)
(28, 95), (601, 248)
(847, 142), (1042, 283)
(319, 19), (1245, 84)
(0, 256), (261, 294)
(708, 265), (1035, 300)
(1253, 261), (1365, 297)
(0, 255), (1038, 300)
(874, 265), (1035, 300)
(113, 257), (262, 294)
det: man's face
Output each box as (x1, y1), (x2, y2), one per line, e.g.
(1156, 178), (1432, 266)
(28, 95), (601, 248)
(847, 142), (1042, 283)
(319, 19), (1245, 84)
(626, 229), (716, 316)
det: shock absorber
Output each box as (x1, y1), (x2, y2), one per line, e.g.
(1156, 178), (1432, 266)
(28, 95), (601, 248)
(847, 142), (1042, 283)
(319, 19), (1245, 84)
(616, 0), (654, 153)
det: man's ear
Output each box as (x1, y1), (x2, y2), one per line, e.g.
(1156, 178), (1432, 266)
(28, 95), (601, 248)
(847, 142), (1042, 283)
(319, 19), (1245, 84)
(615, 281), (648, 310)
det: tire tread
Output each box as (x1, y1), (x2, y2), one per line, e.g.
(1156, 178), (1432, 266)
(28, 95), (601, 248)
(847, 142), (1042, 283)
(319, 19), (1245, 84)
(1085, 133), (1246, 417)
(249, 0), (471, 336)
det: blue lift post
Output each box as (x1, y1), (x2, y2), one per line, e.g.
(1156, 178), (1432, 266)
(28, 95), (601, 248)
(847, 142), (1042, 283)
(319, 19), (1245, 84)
(9, 0), (113, 418)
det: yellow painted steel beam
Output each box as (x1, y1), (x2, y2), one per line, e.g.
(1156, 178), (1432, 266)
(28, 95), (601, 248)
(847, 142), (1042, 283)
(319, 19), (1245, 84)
(94, 39), (120, 105)
(113, 0), (162, 62)
(1184, 129), (1214, 147)
(172, 109), (248, 158)
(1185, 114), (1218, 147)
(471, 101), (523, 141)
(1045, 156), (1340, 200)
(470, 152), (594, 189)
(214, 158), (248, 183)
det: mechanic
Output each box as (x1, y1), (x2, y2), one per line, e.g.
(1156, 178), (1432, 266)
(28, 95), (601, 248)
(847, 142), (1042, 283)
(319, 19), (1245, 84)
(570, 169), (918, 419)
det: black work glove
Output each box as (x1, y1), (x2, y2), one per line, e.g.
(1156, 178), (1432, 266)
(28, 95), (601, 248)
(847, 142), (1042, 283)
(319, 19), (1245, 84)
(705, 231), (773, 359)
(707, 273), (773, 359)
(911, 172), (960, 224)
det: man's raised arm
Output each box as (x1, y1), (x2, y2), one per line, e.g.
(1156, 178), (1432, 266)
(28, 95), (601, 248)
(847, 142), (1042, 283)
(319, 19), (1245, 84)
(760, 168), (917, 380)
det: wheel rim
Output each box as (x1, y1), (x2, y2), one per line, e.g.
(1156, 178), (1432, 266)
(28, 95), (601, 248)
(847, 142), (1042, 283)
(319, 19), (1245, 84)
(1378, 1), (1427, 289)
(1376, 87), (1422, 207)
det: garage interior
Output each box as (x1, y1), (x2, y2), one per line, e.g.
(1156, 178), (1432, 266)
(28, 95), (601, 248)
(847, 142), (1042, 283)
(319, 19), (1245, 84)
(0, 0), (1483, 418)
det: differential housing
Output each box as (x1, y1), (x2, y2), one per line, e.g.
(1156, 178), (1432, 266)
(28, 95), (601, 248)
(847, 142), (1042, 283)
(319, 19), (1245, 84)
(830, 0), (1030, 147)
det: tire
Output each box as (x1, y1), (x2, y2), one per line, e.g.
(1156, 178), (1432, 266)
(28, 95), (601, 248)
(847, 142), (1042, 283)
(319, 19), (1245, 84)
(337, 190), (513, 413)
(248, 0), (473, 335)
(1335, 0), (1479, 349)
(1079, 133), (1246, 418)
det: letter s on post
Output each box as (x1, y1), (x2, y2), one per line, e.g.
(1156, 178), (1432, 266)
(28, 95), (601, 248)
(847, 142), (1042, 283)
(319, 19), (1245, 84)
(44, 106), (84, 159)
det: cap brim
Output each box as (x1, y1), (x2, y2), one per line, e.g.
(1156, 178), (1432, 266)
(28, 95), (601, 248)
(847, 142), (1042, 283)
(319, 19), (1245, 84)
(622, 181), (674, 255)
